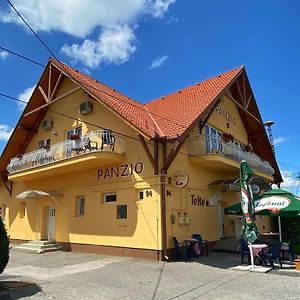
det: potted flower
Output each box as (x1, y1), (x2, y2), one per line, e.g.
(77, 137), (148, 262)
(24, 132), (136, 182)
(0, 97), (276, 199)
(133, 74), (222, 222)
(295, 256), (300, 271)
(70, 134), (80, 140)
(222, 133), (234, 143)
(242, 145), (252, 152)
(43, 145), (50, 151)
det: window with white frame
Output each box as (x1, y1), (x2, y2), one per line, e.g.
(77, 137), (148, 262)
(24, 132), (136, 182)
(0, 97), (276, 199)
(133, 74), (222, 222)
(103, 193), (117, 203)
(38, 138), (51, 149)
(204, 125), (222, 153)
(75, 196), (85, 216)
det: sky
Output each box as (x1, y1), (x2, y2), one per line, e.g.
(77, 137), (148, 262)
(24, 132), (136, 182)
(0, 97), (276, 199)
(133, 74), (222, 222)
(0, 0), (299, 194)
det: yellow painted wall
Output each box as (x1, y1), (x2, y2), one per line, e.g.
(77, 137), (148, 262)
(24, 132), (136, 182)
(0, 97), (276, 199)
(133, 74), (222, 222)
(2, 78), (275, 254)
(165, 94), (273, 248)
(5, 77), (163, 251)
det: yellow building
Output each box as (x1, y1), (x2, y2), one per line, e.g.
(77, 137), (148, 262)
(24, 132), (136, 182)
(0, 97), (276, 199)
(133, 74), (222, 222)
(0, 59), (282, 260)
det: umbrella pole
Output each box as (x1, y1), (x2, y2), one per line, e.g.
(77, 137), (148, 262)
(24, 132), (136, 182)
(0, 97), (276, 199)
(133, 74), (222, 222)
(278, 216), (282, 242)
(249, 242), (255, 268)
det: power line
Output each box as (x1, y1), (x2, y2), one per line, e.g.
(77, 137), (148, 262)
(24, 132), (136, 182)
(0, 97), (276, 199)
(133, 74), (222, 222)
(5, 0), (57, 59)
(0, 45), (188, 132)
(0, 90), (284, 184)
(0, 46), (45, 67)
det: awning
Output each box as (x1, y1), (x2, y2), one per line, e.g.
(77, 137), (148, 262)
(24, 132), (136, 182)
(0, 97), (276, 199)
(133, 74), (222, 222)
(209, 177), (271, 193)
(16, 190), (62, 206)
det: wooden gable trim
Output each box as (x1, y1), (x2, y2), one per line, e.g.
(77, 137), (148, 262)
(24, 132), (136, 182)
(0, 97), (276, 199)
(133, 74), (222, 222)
(138, 135), (159, 175)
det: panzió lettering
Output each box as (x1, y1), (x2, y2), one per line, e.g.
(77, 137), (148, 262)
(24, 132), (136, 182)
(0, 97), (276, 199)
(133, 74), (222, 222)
(98, 161), (144, 180)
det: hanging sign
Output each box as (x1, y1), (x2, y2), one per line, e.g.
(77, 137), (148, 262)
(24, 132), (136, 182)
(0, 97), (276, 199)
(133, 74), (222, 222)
(171, 171), (189, 188)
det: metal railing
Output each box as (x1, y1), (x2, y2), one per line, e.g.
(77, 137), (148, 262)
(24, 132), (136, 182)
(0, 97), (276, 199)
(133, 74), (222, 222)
(7, 130), (125, 174)
(189, 134), (274, 176)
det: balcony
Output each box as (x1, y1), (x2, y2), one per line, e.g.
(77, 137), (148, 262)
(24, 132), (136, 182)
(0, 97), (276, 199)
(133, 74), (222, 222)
(7, 130), (125, 181)
(188, 134), (274, 178)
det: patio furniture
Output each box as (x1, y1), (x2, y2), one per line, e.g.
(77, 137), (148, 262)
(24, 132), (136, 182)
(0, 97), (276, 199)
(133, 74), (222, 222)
(240, 239), (250, 264)
(173, 237), (188, 262)
(184, 238), (201, 257)
(249, 243), (268, 265)
(192, 233), (208, 256)
(281, 242), (295, 262)
(262, 242), (282, 269)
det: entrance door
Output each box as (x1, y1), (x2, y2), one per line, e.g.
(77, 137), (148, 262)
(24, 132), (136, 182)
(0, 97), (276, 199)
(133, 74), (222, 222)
(47, 208), (56, 241)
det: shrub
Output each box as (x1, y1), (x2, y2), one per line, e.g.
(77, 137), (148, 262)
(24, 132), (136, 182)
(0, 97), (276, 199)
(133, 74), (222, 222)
(0, 217), (9, 274)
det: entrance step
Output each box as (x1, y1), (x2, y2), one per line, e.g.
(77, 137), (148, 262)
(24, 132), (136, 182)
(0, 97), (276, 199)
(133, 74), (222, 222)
(214, 237), (240, 252)
(14, 240), (62, 254)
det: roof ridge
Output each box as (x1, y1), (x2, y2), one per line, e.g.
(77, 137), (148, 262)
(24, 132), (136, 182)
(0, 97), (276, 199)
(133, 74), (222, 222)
(146, 66), (244, 106)
(144, 106), (165, 138)
(50, 58), (144, 108)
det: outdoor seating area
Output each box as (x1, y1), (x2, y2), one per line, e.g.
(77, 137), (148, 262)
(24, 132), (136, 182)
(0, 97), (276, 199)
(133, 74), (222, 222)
(239, 238), (296, 270)
(172, 233), (209, 262)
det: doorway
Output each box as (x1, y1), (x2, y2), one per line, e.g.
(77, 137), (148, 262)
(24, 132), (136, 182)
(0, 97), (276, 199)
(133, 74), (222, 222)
(41, 206), (56, 240)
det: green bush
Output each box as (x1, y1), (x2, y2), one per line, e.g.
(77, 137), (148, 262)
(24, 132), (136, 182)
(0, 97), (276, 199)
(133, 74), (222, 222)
(0, 217), (9, 274)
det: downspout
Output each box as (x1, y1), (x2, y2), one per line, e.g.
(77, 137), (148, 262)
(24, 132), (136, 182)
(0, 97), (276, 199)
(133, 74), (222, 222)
(160, 141), (168, 260)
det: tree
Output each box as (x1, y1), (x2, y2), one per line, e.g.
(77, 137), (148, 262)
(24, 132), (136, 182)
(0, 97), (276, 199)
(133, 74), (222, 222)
(0, 217), (9, 274)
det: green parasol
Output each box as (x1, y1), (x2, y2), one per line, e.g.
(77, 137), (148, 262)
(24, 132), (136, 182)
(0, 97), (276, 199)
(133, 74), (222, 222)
(240, 160), (259, 244)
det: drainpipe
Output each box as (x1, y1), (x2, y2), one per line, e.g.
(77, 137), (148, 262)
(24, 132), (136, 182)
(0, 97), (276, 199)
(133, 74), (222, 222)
(160, 142), (168, 260)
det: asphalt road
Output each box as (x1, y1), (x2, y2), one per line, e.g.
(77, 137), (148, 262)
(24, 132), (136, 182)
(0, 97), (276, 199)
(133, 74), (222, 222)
(1, 248), (300, 299)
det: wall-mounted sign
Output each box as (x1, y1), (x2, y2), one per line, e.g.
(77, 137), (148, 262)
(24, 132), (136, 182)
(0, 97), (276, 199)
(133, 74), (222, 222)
(98, 161), (144, 180)
(191, 192), (220, 207)
(171, 171), (189, 188)
(216, 106), (236, 125)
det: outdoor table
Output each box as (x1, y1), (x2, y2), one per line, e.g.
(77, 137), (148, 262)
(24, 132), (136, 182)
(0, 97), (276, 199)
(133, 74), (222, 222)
(184, 238), (201, 257)
(249, 244), (268, 264)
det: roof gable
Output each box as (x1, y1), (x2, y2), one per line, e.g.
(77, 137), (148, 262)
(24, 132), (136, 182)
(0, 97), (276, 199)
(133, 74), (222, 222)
(146, 67), (243, 139)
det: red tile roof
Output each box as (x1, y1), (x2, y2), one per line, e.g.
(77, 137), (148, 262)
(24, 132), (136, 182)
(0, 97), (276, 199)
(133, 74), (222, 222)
(146, 67), (243, 139)
(51, 59), (243, 140)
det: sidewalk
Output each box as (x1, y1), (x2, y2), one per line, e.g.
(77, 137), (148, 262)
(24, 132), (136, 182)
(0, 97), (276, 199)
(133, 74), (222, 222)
(1, 248), (300, 299)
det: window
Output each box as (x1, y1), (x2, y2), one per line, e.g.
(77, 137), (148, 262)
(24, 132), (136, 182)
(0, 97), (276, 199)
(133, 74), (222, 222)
(204, 125), (222, 153)
(19, 202), (26, 218)
(139, 191), (144, 200)
(117, 205), (127, 219)
(67, 127), (82, 140)
(103, 193), (117, 203)
(75, 196), (85, 216)
(38, 139), (51, 149)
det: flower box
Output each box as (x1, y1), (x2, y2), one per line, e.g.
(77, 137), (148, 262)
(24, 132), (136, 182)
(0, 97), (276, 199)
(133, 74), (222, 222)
(70, 134), (80, 140)
(222, 133), (234, 143)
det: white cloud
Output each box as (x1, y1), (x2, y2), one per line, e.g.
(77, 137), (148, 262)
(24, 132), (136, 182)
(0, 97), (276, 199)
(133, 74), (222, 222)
(0, 1), (176, 68)
(149, 55), (168, 69)
(18, 85), (35, 110)
(0, 51), (9, 60)
(61, 25), (136, 68)
(0, 124), (13, 141)
(151, 0), (176, 18)
(273, 137), (287, 145)
(279, 170), (300, 193)
(0, 0), (175, 37)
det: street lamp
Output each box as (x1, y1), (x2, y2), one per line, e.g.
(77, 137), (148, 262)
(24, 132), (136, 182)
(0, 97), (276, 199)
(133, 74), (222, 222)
(264, 120), (275, 153)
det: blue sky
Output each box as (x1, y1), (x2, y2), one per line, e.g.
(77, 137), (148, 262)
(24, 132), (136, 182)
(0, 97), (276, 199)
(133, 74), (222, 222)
(0, 0), (299, 193)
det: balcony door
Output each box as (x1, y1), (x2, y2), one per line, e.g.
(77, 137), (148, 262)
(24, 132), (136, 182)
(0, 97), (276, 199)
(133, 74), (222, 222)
(66, 127), (82, 156)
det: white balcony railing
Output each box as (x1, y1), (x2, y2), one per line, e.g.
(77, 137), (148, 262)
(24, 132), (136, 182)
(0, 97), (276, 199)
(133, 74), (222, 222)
(189, 134), (274, 176)
(7, 130), (125, 174)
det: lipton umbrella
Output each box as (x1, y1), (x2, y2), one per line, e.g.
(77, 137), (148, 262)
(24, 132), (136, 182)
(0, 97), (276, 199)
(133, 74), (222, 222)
(239, 160), (259, 268)
(254, 188), (300, 242)
(225, 189), (300, 242)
